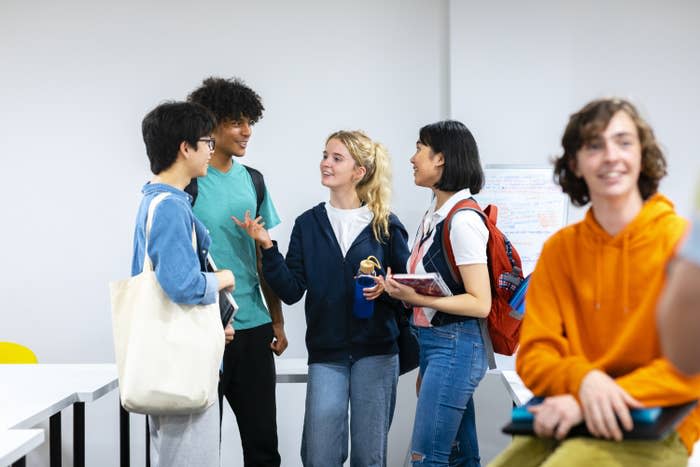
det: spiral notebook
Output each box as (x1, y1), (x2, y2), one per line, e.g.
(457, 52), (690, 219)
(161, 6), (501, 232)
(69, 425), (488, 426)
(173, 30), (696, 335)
(391, 272), (452, 297)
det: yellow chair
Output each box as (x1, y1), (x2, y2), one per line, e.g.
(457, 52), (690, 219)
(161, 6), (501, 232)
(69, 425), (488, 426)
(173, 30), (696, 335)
(0, 342), (38, 363)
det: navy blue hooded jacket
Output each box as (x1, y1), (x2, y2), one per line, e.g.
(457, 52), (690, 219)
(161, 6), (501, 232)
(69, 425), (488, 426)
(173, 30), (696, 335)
(261, 203), (410, 364)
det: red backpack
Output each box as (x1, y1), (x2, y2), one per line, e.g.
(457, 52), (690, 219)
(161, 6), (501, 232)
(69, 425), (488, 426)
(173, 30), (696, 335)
(441, 198), (525, 356)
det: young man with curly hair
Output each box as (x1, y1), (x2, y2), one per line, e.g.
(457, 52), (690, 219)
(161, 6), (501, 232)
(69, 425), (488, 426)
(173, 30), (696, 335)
(489, 98), (700, 467)
(187, 77), (285, 466)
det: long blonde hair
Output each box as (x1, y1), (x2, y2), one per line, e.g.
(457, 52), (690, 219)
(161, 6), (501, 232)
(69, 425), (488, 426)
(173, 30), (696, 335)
(326, 130), (392, 241)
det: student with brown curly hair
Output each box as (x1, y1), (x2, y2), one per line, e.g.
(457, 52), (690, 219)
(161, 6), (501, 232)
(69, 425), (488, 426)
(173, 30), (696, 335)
(489, 98), (700, 467)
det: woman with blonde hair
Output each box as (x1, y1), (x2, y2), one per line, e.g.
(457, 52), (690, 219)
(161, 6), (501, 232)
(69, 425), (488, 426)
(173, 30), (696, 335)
(235, 130), (410, 466)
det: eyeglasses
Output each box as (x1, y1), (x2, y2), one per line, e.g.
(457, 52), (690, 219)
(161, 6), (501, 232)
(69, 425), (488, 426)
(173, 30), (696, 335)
(198, 137), (216, 151)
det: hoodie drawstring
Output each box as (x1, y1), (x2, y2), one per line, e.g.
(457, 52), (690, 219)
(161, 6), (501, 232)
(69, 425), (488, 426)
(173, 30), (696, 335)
(594, 234), (631, 312)
(622, 233), (630, 313)
(595, 236), (602, 310)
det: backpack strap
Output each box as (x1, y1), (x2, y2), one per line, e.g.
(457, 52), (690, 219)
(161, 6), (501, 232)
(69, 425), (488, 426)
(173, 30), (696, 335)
(184, 177), (198, 207)
(244, 165), (266, 217)
(441, 198), (486, 285)
(183, 165), (266, 216)
(442, 200), (519, 284)
(441, 198), (498, 368)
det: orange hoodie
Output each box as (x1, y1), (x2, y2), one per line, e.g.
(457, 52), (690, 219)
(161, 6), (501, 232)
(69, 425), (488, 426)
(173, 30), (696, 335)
(516, 193), (700, 453)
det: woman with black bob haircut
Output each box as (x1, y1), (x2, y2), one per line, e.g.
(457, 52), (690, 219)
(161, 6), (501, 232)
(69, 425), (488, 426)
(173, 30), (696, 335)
(421, 120), (485, 193)
(383, 120), (491, 466)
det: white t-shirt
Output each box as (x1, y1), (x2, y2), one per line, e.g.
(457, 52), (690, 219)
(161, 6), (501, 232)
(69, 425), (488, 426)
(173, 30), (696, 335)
(325, 202), (374, 257)
(409, 189), (488, 324)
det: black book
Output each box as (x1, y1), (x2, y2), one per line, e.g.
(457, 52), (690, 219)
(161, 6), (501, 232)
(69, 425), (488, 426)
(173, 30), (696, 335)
(205, 254), (239, 328)
(502, 399), (697, 440)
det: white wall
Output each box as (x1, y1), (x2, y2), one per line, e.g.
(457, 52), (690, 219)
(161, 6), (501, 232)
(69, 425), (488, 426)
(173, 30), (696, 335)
(1, 0), (446, 465)
(450, 0), (700, 218)
(2, 0), (699, 465)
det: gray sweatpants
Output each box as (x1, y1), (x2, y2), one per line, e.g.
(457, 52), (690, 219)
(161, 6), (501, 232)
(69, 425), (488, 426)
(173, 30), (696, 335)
(148, 399), (220, 467)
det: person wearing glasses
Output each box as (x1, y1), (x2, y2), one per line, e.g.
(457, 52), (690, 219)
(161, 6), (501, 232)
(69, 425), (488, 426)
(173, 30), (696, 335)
(186, 77), (285, 466)
(134, 101), (235, 467)
(489, 99), (700, 467)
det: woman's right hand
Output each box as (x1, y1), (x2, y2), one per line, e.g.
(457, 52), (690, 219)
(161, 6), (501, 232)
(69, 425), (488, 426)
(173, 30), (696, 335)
(232, 210), (273, 248)
(382, 267), (420, 304)
(215, 269), (235, 292)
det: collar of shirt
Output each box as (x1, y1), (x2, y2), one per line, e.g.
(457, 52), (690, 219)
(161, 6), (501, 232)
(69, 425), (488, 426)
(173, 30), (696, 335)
(423, 188), (474, 234)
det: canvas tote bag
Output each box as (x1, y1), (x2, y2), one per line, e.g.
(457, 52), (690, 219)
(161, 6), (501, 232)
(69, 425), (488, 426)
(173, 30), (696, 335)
(110, 192), (224, 415)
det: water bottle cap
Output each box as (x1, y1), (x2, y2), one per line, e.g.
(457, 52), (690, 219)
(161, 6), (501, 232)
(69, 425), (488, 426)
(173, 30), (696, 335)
(359, 256), (381, 275)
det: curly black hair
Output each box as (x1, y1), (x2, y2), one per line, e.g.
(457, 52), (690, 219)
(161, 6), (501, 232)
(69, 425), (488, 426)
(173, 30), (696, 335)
(187, 77), (264, 124)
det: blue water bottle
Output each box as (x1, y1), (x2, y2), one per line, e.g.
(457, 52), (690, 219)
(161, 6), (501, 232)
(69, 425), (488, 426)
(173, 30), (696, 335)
(353, 256), (381, 319)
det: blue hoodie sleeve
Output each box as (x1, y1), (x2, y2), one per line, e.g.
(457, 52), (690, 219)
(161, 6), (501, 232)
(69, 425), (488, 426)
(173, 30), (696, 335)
(147, 198), (218, 305)
(261, 218), (307, 305)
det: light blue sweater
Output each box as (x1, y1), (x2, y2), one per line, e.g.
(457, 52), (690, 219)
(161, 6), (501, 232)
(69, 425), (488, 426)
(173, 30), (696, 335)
(131, 183), (218, 305)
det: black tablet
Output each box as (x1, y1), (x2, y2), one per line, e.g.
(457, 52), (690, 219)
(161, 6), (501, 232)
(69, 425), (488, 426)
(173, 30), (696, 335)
(502, 400), (697, 440)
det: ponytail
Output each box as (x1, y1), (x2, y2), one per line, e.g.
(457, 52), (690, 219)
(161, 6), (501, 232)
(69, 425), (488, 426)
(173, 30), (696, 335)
(326, 130), (392, 242)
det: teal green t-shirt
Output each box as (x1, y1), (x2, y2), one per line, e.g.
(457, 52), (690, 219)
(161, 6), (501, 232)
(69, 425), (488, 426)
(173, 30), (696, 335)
(193, 161), (281, 330)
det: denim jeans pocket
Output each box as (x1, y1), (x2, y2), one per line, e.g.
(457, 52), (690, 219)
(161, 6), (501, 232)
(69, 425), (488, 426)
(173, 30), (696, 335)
(429, 325), (456, 340)
(455, 319), (482, 337)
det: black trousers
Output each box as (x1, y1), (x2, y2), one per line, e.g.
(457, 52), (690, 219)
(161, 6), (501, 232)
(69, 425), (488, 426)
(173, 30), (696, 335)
(219, 322), (281, 467)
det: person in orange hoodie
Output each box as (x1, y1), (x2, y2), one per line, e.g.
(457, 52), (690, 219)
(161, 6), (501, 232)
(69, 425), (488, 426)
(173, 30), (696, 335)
(489, 98), (700, 467)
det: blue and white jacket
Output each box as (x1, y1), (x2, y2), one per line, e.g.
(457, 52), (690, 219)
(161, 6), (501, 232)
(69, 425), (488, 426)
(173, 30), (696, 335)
(131, 183), (219, 305)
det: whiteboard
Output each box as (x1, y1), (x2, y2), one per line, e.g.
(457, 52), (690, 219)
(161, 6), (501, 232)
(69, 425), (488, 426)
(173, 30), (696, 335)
(475, 165), (569, 276)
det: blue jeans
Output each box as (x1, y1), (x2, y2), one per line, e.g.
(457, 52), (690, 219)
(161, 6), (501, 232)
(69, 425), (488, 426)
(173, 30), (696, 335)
(301, 353), (399, 467)
(410, 319), (488, 466)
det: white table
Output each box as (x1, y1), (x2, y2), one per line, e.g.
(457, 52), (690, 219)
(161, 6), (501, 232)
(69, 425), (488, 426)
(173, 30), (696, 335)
(0, 359), (310, 467)
(500, 370), (533, 406)
(0, 429), (44, 467)
(0, 364), (121, 467)
(275, 357), (308, 383)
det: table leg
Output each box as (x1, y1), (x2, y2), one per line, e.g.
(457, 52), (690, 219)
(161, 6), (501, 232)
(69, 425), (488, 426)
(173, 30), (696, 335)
(119, 404), (130, 467)
(50, 411), (61, 467)
(145, 416), (150, 467)
(73, 402), (85, 467)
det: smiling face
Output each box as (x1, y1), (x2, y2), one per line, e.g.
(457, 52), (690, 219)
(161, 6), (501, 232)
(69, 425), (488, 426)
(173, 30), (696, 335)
(212, 116), (253, 158)
(410, 141), (443, 188)
(191, 136), (214, 178)
(572, 110), (642, 206)
(320, 138), (366, 190)
(184, 137), (214, 177)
